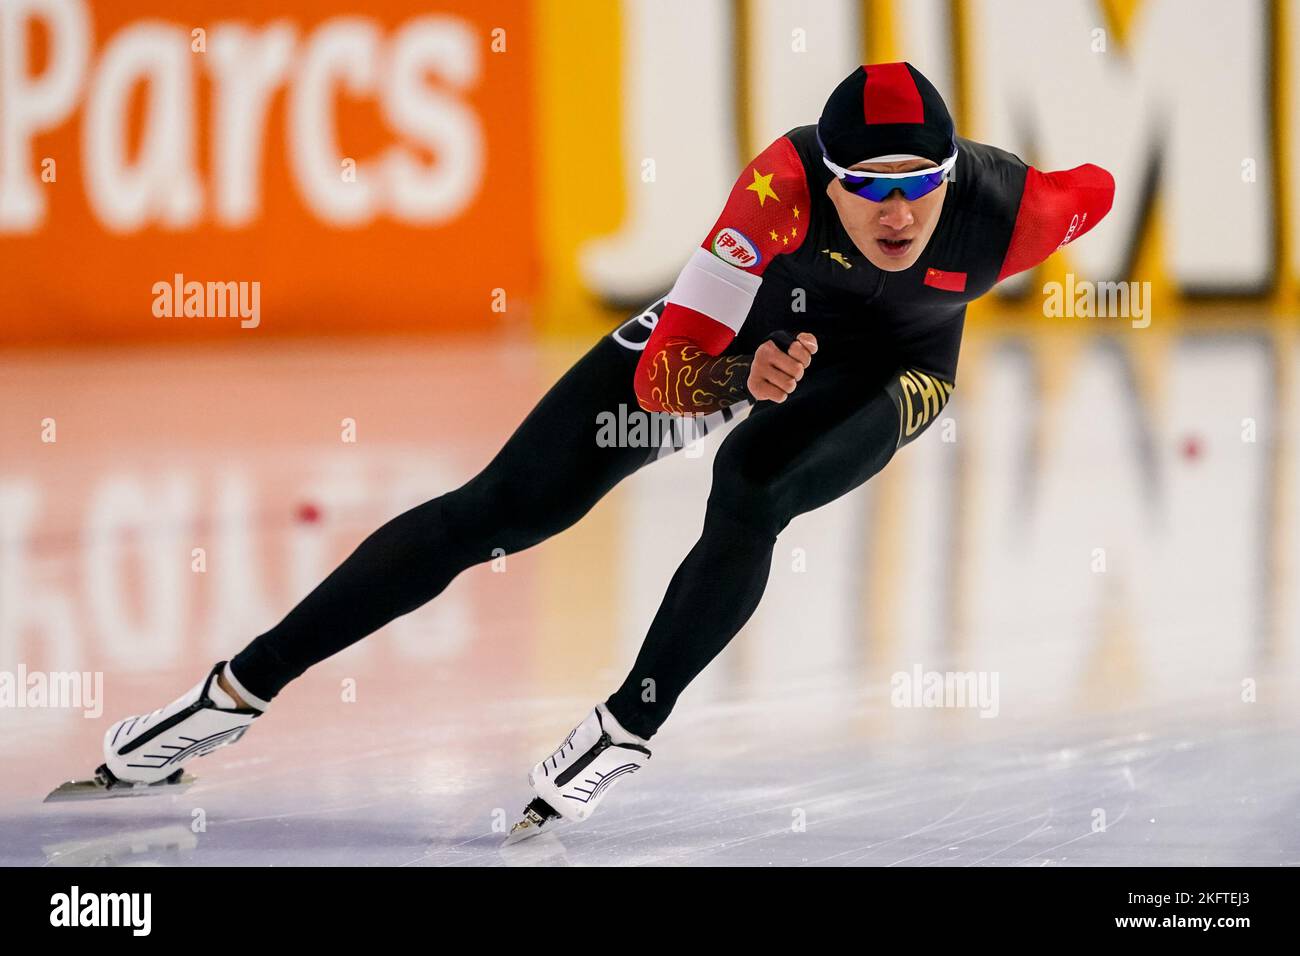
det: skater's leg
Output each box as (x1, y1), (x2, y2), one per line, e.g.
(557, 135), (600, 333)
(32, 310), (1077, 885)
(605, 359), (953, 739)
(98, 308), (702, 788)
(230, 328), (668, 703)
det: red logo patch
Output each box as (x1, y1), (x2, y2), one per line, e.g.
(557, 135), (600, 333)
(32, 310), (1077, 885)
(924, 268), (967, 292)
(711, 227), (761, 269)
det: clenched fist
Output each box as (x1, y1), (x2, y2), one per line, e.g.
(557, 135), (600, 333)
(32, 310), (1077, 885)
(747, 332), (818, 403)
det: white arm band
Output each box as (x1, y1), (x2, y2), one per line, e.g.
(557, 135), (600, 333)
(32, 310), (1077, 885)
(665, 248), (763, 335)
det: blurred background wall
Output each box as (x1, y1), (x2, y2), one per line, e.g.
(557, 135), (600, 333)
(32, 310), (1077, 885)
(1, 0), (1292, 346)
(3, 2), (1299, 800)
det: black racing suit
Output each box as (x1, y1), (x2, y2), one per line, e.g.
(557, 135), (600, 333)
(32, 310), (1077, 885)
(231, 128), (1113, 739)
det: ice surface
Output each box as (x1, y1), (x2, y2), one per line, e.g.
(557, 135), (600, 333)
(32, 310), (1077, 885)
(2, 330), (1298, 865)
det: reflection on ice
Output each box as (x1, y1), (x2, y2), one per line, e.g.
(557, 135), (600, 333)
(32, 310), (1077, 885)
(2, 329), (1298, 865)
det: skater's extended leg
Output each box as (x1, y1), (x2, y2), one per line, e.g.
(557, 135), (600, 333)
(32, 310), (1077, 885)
(95, 303), (746, 790)
(229, 332), (665, 703)
(604, 358), (953, 740)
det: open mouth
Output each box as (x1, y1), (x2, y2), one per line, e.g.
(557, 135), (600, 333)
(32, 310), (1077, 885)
(877, 237), (914, 258)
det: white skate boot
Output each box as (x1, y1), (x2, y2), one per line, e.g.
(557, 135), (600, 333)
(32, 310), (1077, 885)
(505, 702), (651, 844)
(45, 661), (267, 801)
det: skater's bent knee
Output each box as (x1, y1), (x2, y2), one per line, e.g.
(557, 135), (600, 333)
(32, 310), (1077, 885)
(705, 471), (788, 539)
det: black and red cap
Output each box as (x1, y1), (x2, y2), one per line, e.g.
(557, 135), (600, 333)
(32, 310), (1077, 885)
(817, 62), (956, 168)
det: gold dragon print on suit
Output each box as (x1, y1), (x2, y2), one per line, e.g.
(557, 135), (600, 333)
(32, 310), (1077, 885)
(644, 339), (752, 414)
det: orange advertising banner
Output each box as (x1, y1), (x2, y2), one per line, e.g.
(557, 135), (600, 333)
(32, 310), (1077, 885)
(0, 0), (537, 344)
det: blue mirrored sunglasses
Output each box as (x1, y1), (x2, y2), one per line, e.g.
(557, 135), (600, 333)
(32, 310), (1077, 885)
(817, 132), (957, 202)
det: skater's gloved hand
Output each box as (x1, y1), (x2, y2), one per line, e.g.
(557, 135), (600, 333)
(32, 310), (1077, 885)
(747, 331), (817, 404)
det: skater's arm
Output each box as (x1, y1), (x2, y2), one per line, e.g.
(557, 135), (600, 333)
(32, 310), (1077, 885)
(635, 136), (811, 415)
(996, 163), (1115, 281)
(635, 326), (817, 413)
(634, 326), (753, 414)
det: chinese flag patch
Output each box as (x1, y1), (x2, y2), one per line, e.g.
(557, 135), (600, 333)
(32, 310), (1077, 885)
(924, 268), (967, 292)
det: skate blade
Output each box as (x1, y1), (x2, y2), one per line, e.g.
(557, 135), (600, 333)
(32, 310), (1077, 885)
(503, 815), (554, 846)
(502, 797), (562, 846)
(44, 768), (196, 803)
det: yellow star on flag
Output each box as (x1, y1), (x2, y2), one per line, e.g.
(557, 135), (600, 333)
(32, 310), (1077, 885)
(792, 205), (800, 219)
(746, 169), (779, 206)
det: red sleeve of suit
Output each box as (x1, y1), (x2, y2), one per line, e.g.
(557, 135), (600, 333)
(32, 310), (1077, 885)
(996, 164), (1115, 281)
(634, 136), (811, 414)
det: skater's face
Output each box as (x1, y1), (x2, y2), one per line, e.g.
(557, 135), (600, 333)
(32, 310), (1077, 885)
(826, 157), (949, 273)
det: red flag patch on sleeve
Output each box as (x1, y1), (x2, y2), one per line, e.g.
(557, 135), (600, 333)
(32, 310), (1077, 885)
(699, 136), (811, 276)
(924, 267), (967, 292)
